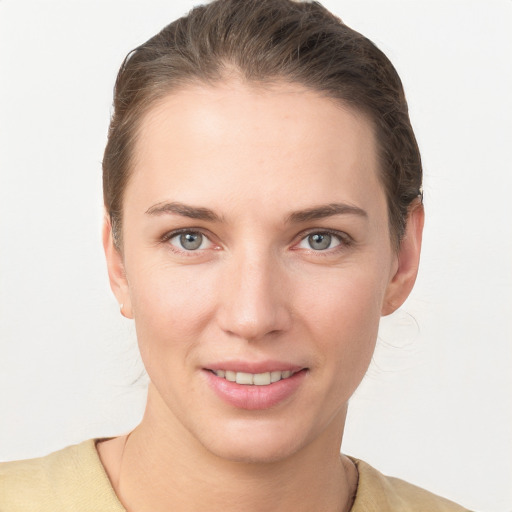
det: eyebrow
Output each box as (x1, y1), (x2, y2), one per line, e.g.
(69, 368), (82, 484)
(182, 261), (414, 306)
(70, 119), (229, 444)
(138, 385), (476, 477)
(286, 203), (368, 223)
(145, 201), (367, 224)
(145, 201), (222, 222)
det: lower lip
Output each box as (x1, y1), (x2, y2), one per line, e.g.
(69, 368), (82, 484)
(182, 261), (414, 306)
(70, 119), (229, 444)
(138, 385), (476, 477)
(204, 369), (307, 410)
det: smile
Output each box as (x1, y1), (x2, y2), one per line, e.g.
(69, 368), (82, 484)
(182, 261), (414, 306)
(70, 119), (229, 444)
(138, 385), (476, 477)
(205, 367), (307, 409)
(211, 369), (297, 386)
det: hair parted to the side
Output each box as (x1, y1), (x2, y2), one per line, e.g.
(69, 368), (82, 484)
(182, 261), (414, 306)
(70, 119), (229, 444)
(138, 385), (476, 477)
(103, 0), (422, 249)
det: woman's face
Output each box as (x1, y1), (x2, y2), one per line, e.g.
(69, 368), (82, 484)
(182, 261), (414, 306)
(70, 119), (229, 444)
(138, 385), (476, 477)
(105, 81), (422, 463)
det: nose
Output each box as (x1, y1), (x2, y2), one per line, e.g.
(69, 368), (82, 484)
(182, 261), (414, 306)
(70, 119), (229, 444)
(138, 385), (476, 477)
(216, 249), (292, 342)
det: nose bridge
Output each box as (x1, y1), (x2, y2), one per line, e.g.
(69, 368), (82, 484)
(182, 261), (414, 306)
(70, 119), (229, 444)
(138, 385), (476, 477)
(217, 244), (290, 341)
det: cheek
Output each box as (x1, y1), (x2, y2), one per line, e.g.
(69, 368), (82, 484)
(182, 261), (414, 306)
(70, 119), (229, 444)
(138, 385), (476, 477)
(295, 266), (385, 374)
(127, 263), (219, 367)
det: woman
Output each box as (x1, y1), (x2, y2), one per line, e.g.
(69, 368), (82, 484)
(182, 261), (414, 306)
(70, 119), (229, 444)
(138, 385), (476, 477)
(0, 0), (472, 510)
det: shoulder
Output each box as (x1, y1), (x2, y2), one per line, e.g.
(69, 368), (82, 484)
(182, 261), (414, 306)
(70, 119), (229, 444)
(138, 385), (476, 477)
(350, 458), (473, 512)
(0, 439), (124, 511)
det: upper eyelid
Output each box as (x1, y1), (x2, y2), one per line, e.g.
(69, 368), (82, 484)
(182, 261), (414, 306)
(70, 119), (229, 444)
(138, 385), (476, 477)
(159, 227), (351, 248)
(161, 227), (214, 241)
(294, 228), (351, 243)
(160, 228), (217, 253)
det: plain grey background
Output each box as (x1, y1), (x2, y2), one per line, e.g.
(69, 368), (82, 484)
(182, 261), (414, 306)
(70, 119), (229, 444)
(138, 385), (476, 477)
(1, 1), (511, 510)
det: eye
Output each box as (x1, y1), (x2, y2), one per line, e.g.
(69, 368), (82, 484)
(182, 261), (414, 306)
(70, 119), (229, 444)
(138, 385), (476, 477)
(168, 231), (213, 251)
(297, 231), (343, 251)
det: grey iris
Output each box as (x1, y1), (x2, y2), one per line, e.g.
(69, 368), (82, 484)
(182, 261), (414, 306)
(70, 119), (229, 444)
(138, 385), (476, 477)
(309, 233), (331, 250)
(180, 232), (203, 250)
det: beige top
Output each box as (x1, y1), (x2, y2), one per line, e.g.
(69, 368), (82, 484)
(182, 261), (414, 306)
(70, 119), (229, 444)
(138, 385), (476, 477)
(0, 440), (471, 511)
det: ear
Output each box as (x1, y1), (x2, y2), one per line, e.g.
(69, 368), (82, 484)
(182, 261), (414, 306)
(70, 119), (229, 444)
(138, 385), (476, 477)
(102, 214), (133, 319)
(381, 201), (424, 316)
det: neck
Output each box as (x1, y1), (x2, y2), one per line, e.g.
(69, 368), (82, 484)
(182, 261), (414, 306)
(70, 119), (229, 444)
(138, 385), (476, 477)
(104, 388), (357, 512)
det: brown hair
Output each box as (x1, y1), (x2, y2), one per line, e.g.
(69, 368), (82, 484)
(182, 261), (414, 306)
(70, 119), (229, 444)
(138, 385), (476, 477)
(103, 0), (422, 249)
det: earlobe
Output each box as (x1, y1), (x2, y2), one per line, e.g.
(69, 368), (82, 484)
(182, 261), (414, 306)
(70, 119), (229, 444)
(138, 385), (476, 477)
(381, 201), (424, 316)
(102, 214), (133, 319)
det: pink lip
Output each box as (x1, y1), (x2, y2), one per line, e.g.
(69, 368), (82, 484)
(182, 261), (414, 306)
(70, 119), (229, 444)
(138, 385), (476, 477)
(206, 360), (303, 374)
(203, 367), (307, 410)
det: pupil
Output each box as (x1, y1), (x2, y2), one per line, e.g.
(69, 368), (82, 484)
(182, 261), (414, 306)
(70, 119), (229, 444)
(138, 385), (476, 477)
(180, 232), (202, 250)
(309, 233), (331, 250)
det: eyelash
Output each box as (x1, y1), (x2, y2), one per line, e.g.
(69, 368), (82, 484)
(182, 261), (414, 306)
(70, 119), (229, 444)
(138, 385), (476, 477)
(293, 228), (353, 254)
(160, 228), (217, 255)
(160, 228), (353, 255)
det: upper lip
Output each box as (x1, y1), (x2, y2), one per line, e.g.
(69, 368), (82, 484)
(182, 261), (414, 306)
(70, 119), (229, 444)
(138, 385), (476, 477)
(205, 361), (305, 374)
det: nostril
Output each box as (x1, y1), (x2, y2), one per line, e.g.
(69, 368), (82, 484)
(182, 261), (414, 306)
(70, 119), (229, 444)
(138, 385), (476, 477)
(224, 324), (285, 341)
(215, 269), (293, 340)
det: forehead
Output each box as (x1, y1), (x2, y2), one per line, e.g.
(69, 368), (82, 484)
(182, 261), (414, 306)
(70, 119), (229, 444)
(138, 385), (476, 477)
(127, 80), (385, 218)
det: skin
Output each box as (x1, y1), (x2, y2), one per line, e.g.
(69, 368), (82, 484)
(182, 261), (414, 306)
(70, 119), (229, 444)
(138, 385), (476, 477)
(101, 80), (424, 512)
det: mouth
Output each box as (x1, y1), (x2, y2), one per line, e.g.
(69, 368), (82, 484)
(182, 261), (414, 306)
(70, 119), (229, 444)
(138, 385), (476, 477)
(205, 366), (308, 410)
(209, 369), (298, 386)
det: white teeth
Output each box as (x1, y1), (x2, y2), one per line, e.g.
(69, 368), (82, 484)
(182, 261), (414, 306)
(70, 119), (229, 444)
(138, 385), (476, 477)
(270, 371), (282, 383)
(253, 372), (271, 385)
(236, 372), (253, 385)
(213, 369), (295, 385)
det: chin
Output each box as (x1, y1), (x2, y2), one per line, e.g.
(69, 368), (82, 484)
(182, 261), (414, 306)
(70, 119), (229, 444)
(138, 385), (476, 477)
(190, 413), (324, 465)
(202, 432), (302, 464)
